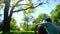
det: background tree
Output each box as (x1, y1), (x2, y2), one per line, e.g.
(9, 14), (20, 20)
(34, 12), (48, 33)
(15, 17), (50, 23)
(10, 18), (20, 32)
(23, 15), (33, 31)
(23, 16), (29, 31)
(22, 23), (27, 31)
(50, 4), (60, 26)
(21, 22), (35, 31)
(28, 23), (35, 31)
(50, 4), (60, 30)
(33, 13), (49, 23)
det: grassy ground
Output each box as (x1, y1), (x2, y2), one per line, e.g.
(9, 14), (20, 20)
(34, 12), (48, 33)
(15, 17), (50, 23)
(0, 31), (60, 34)
(0, 31), (34, 34)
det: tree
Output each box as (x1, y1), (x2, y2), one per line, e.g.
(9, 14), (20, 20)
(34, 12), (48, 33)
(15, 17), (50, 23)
(29, 23), (35, 31)
(0, 0), (55, 33)
(10, 18), (20, 32)
(24, 16), (29, 31)
(23, 11), (34, 31)
(22, 22), (35, 31)
(0, 22), (3, 31)
(33, 13), (49, 23)
(50, 4), (60, 26)
(22, 23), (27, 31)
(0, 18), (20, 31)
(2, 0), (43, 32)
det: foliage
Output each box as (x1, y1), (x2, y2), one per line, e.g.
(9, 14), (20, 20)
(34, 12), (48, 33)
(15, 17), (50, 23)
(0, 0), (4, 8)
(21, 22), (35, 31)
(22, 23), (31, 31)
(10, 18), (20, 31)
(22, 14), (34, 31)
(22, 23), (27, 31)
(23, 0), (34, 14)
(50, 4), (60, 25)
(28, 23), (35, 31)
(33, 13), (49, 23)
(23, 16), (28, 22)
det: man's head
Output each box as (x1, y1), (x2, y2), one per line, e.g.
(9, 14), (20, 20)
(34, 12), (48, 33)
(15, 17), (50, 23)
(44, 18), (52, 22)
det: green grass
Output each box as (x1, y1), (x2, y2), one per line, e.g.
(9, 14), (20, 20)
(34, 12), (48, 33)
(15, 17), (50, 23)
(0, 31), (60, 34)
(0, 31), (34, 34)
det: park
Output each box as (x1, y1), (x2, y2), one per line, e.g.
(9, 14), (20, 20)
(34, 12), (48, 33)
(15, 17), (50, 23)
(0, 0), (60, 34)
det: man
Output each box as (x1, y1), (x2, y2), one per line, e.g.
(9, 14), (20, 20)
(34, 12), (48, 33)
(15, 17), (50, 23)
(34, 18), (59, 34)
(34, 24), (48, 34)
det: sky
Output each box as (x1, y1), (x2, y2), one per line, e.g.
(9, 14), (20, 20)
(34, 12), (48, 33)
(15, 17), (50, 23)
(0, 0), (60, 27)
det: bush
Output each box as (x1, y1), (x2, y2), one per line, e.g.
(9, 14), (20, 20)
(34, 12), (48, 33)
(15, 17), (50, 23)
(0, 31), (34, 34)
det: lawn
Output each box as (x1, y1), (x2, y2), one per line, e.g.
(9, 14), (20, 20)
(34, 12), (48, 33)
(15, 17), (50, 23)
(0, 31), (34, 34)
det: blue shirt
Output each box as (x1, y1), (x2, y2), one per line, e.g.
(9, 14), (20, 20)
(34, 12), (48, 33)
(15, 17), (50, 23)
(41, 22), (59, 34)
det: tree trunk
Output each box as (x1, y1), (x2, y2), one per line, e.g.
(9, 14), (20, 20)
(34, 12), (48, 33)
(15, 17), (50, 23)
(27, 22), (28, 31)
(3, 0), (10, 32)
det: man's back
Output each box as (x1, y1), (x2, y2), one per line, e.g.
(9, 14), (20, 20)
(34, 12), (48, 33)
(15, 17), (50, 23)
(34, 18), (59, 34)
(41, 22), (59, 34)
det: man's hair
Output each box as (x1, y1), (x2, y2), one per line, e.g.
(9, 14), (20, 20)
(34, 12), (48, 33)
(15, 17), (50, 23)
(44, 18), (52, 22)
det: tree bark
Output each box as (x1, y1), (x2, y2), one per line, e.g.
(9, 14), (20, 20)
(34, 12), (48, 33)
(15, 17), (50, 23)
(3, 0), (20, 33)
(3, 0), (10, 32)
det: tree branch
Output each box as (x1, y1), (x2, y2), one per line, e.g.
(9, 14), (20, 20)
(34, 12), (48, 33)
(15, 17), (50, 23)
(9, 0), (32, 17)
(13, 2), (43, 13)
(15, 4), (32, 7)
(9, 0), (22, 17)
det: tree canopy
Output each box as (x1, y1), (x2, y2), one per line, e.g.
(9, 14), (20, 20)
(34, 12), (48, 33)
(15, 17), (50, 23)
(51, 4), (60, 26)
(33, 13), (49, 23)
(10, 18), (20, 31)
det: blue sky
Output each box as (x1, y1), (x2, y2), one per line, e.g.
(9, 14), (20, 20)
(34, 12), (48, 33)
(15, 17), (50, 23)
(0, 0), (60, 26)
